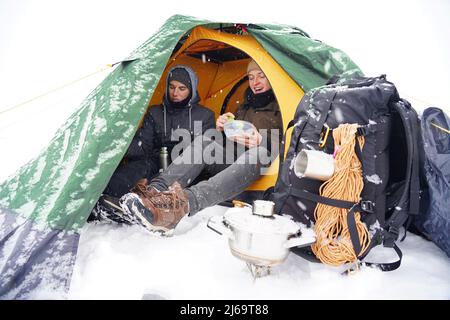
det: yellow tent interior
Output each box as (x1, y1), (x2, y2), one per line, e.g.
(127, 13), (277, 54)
(149, 26), (305, 191)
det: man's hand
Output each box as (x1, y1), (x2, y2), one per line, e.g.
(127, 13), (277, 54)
(231, 124), (262, 148)
(216, 112), (235, 132)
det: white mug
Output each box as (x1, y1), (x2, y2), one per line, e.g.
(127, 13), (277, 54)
(293, 149), (335, 181)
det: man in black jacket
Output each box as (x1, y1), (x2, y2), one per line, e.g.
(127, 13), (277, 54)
(90, 65), (215, 223)
(119, 60), (283, 234)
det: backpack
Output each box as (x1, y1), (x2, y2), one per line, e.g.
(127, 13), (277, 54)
(414, 107), (450, 257)
(269, 75), (423, 271)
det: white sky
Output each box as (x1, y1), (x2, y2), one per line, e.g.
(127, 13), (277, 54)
(0, 0), (450, 180)
(0, 0), (449, 112)
(1, 0), (449, 182)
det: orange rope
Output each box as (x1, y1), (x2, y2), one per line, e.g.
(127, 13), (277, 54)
(312, 123), (371, 266)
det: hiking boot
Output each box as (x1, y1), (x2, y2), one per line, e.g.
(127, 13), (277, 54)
(119, 181), (189, 235)
(90, 194), (138, 225)
(130, 178), (159, 199)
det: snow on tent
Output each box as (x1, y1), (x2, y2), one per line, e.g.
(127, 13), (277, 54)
(0, 15), (362, 299)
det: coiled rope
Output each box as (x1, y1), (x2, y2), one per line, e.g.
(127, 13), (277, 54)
(312, 123), (371, 266)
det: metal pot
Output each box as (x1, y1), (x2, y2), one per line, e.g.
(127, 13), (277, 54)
(207, 202), (316, 267)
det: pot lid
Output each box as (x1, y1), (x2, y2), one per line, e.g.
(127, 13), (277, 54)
(223, 207), (300, 236)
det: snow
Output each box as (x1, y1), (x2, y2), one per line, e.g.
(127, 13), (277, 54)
(1, 0), (450, 300)
(68, 206), (450, 300)
(366, 174), (383, 185)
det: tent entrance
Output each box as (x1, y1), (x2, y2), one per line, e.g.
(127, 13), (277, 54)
(147, 26), (305, 190)
(149, 38), (254, 120)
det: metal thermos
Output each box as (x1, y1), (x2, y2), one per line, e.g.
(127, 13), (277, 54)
(159, 147), (169, 171)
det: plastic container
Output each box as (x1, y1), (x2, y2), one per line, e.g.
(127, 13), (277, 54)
(223, 120), (254, 138)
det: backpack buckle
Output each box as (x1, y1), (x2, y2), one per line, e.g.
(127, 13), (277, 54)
(388, 225), (400, 237)
(360, 200), (374, 213)
(319, 125), (331, 148)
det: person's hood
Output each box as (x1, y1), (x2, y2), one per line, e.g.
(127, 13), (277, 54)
(163, 65), (200, 109)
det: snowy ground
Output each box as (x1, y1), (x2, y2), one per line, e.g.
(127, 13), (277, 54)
(68, 206), (450, 300)
(1, 0), (449, 300)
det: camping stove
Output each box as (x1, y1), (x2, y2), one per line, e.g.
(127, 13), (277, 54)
(207, 200), (316, 279)
(246, 262), (271, 279)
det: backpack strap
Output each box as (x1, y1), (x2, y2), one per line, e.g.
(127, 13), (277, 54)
(403, 100), (421, 217)
(360, 230), (404, 271)
(266, 112), (301, 199)
(291, 186), (406, 271)
(279, 119), (296, 164)
(290, 188), (373, 258)
(357, 99), (420, 272)
(355, 122), (390, 227)
(384, 99), (421, 246)
(290, 188), (358, 209)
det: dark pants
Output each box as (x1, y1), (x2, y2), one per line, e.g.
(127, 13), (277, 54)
(88, 159), (158, 222)
(103, 160), (158, 198)
(149, 136), (266, 215)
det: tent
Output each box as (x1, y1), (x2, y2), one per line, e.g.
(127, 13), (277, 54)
(0, 15), (361, 299)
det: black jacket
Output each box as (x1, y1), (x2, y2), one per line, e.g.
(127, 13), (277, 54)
(136, 98), (215, 168)
(103, 65), (215, 197)
(235, 88), (282, 155)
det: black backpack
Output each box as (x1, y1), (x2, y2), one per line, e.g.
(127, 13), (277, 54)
(269, 75), (424, 271)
